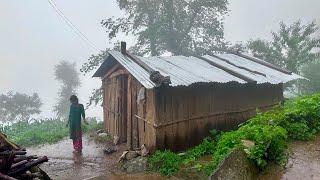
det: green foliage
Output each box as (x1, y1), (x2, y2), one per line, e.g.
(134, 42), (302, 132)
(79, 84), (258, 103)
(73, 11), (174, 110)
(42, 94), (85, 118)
(183, 138), (216, 165)
(103, 0), (229, 56)
(1, 118), (102, 147)
(81, 0), (230, 107)
(148, 150), (182, 176)
(300, 59), (320, 94)
(247, 21), (320, 74)
(0, 92), (42, 122)
(149, 93), (320, 177)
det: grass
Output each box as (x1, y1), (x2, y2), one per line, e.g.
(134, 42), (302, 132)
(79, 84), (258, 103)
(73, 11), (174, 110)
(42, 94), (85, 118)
(0, 118), (103, 147)
(149, 93), (320, 177)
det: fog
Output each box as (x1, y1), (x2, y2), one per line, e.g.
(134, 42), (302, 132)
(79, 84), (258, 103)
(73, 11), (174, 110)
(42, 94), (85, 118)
(1, 0), (319, 119)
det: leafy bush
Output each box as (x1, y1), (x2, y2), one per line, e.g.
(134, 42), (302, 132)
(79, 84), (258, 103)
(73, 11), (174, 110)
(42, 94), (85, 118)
(148, 150), (182, 176)
(183, 138), (216, 165)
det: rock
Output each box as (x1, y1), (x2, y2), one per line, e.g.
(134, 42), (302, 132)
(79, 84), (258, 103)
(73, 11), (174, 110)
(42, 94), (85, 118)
(209, 149), (259, 180)
(121, 156), (148, 173)
(242, 140), (255, 149)
(119, 151), (129, 162)
(140, 144), (149, 157)
(119, 150), (140, 162)
(96, 129), (106, 134)
(104, 147), (116, 154)
(126, 151), (139, 160)
(98, 133), (109, 137)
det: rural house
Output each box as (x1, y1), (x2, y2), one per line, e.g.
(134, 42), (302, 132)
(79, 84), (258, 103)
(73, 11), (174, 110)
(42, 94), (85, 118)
(93, 42), (303, 152)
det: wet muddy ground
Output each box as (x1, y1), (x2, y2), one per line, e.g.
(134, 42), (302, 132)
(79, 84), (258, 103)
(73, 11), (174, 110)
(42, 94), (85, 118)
(27, 135), (320, 180)
(260, 136), (320, 180)
(27, 135), (125, 180)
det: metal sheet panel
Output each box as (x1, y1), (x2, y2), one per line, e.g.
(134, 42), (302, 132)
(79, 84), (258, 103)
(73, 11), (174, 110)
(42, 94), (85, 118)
(109, 51), (155, 88)
(215, 54), (304, 84)
(140, 56), (245, 87)
(104, 51), (304, 89)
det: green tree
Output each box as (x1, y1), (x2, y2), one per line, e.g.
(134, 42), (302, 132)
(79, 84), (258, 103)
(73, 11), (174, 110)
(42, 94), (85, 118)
(299, 59), (320, 94)
(103, 0), (228, 56)
(82, 0), (229, 107)
(247, 21), (320, 73)
(0, 92), (42, 122)
(54, 61), (81, 119)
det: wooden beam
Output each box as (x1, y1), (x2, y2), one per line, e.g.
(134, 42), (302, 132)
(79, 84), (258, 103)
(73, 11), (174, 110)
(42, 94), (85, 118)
(197, 56), (257, 83)
(107, 69), (129, 79)
(102, 64), (122, 80)
(127, 75), (133, 150)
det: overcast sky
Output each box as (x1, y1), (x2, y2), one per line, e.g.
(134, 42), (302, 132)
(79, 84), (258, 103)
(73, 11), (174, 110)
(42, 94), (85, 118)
(0, 0), (319, 118)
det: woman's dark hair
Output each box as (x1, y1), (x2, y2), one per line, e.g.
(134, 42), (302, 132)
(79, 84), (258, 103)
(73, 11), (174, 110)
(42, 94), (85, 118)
(69, 95), (78, 104)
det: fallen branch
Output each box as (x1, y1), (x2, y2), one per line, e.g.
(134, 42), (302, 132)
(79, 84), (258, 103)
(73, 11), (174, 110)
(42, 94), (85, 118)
(0, 172), (17, 180)
(8, 156), (48, 176)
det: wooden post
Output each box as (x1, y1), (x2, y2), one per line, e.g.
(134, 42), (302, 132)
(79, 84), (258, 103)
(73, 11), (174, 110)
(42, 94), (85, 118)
(127, 75), (133, 150)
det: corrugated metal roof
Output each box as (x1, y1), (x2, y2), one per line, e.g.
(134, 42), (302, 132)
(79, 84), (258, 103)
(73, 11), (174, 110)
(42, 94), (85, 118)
(93, 50), (304, 89)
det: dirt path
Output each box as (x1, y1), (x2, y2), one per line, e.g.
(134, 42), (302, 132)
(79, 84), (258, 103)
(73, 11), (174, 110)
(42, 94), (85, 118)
(28, 135), (320, 180)
(260, 136), (320, 180)
(27, 135), (126, 180)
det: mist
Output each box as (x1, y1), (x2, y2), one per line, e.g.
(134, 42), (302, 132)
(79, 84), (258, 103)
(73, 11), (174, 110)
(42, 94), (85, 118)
(1, 0), (319, 119)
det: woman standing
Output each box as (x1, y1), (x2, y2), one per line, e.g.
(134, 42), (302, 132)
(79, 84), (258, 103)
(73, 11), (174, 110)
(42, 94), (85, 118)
(66, 95), (88, 153)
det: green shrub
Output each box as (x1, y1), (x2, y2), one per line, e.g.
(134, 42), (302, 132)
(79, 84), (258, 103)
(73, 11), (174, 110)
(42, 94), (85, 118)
(148, 150), (182, 176)
(183, 138), (216, 165)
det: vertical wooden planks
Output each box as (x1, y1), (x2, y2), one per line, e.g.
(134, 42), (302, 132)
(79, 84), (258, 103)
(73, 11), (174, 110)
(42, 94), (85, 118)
(127, 75), (132, 149)
(155, 88), (165, 150)
(175, 88), (186, 151)
(131, 78), (139, 149)
(166, 88), (174, 150)
(145, 89), (156, 151)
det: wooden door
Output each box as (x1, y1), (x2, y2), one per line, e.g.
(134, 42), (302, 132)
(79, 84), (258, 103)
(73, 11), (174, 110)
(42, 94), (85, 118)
(104, 75), (128, 143)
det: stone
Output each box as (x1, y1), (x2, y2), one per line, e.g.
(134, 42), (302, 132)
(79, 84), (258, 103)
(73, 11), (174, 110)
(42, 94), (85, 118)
(119, 151), (129, 162)
(121, 156), (148, 173)
(140, 144), (149, 157)
(242, 140), (255, 149)
(119, 151), (139, 162)
(126, 151), (139, 160)
(96, 129), (106, 134)
(98, 133), (109, 137)
(209, 149), (259, 180)
(104, 147), (116, 154)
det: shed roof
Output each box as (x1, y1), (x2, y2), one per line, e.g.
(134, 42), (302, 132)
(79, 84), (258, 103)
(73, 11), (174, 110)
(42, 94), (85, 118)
(93, 51), (304, 89)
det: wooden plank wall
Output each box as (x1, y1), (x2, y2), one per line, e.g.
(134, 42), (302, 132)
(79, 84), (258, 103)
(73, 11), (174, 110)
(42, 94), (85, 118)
(155, 83), (284, 151)
(128, 77), (157, 151)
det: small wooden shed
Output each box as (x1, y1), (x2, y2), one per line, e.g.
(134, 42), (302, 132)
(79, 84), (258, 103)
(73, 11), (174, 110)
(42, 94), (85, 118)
(93, 43), (302, 152)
